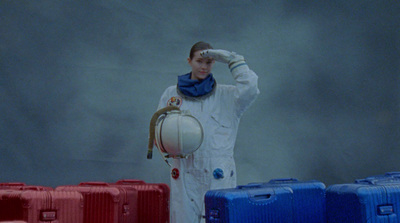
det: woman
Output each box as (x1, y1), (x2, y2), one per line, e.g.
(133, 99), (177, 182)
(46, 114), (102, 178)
(157, 41), (259, 223)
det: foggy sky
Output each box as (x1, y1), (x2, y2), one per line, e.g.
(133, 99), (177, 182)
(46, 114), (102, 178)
(1, 1), (399, 187)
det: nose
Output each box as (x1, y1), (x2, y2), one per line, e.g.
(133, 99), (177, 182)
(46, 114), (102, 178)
(201, 62), (208, 69)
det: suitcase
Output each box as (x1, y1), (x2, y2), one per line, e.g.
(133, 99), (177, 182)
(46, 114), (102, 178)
(326, 176), (400, 222)
(0, 189), (83, 222)
(257, 178), (327, 223)
(56, 181), (138, 223)
(205, 183), (294, 223)
(114, 179), (170, 223)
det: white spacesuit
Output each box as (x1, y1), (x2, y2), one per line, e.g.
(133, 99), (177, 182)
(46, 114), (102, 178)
(157, 49), (259, 223)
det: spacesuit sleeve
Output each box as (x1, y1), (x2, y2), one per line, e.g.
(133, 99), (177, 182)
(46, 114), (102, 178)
(231, 64), (260, 117)
(157, 86), (176, 110)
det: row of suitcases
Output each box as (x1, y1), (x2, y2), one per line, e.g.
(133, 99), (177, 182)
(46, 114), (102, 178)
(0, 180), (169, 223)
(204, 172), (400, 223)
(2, 172), (400, 223)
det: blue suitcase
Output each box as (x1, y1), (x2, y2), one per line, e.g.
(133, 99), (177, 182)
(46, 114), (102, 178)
(205, 184), (294, 223)
(258, 178), (327, 223)
(326, 176), (400, 222)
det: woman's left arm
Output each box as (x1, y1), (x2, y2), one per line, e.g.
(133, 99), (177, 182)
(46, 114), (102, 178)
(231, 61), (260, 117)
(201, 49), (260, 117)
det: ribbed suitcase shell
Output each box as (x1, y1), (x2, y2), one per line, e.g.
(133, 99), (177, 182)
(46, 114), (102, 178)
(327, 176), (400, 222)
(56, 182), (138, 223)
(258, 178), (327, 223)
(114, 179), (170, 223)
(205, 184), (294, 223)
(0, 189), (83, 222)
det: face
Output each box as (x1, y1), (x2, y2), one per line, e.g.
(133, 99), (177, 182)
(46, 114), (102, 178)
(187, 50), (214, 81)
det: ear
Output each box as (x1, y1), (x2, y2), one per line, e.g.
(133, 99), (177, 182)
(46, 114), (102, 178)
(187, 57), (191, 64)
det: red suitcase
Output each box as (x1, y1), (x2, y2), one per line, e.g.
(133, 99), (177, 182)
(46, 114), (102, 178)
(56, 182), (138, 223)
(0, 189), (83, 222)
(115, 179), (170, 223)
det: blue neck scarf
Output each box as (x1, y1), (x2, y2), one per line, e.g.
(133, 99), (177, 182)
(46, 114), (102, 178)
(178, 73), (215, 97)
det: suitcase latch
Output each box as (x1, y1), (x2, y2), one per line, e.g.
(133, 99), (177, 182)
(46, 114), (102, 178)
(40, 210), (57, 221)
(123, 204), (130, 215)
(378, 205), (394, 215)
(209, 209), (220, 219)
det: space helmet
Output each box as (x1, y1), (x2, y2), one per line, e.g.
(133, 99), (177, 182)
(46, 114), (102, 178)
(147, 106), (203, 162)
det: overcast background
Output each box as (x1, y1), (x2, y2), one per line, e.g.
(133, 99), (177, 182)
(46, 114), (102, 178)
(1, 1), (399, 187)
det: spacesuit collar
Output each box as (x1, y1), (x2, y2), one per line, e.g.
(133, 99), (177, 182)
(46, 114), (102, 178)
(177, 72), (216, 98)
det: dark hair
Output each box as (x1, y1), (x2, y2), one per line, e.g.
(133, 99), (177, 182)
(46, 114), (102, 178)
(189, 41), (213, 59)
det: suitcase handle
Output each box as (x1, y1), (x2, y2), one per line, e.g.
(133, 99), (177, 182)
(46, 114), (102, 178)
(116, 179), (146, 185)
(385, 172), (400, 177)
(237, 183), (262, 189)
(19, 186), (52, 191)
(355, 179), (380, 185)
(248, 188), (276, 203)
(79, 182), (110, 186)
(251, 193), (272, 201)
(356, 178), (400, 185)
(269, 178), (298, 183)
(237, 185), (275, 202)
(0, 182), (26, 186)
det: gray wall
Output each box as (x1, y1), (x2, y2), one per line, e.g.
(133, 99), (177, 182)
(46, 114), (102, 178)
(1, 1), (399, 187)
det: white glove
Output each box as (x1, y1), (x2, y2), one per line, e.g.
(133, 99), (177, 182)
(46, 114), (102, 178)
(200, 49), (246, 71)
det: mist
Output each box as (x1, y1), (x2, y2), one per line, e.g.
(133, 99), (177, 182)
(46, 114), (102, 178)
(1, 1), (399, 187)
